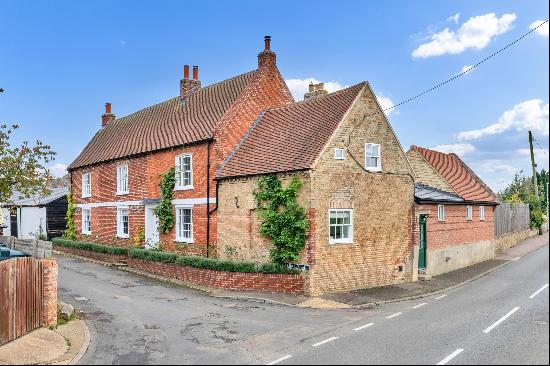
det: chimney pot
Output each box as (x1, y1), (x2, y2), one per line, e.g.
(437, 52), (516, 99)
(184, 65), (190, 79)
(193, 66), (199, 80)
(303, 82), (328, 100)
(101, 102), (115, 127)
(264, 35), (271, 51)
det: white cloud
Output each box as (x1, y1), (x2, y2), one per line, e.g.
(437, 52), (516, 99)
(530, 20), (549, 37)
(412, 13), (516, 58)
(458, 99), (549, 141)
(285, 78), (347, 101)
(460, 65), (474, 74)
(49, 163), (67, 177)
(517, 148), (550, 160)
(432, 143), (476, 156)
(375, 92), (399, 116)
(447, 13), (460, 24)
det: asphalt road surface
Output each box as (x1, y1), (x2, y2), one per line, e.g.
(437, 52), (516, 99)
(57, 245), (549, 365)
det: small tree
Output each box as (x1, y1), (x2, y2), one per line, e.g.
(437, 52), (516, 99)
(64, 191), (77, 240)
(0, 124), (56, 203)
(253, 175), (309, 265)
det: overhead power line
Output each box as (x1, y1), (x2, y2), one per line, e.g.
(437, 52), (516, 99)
(346, 18), (549, 146)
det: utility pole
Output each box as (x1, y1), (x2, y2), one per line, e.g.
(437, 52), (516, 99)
(528, 130), (542, 234)
(528, 131), (540, 200)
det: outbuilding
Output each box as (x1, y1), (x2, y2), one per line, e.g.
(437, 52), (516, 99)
(0, 187), (68, 240)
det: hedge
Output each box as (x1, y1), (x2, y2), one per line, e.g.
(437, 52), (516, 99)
(53, 238), (300, 275)
(131, 248), (300, 275)
(52, 238), (129, 256)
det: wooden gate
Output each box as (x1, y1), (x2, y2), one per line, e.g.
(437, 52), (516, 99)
(0, 258), (44, 345)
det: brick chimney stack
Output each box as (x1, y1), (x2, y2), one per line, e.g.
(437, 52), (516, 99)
(180, 65), (201, 99)
(258, 35), (276, 69)
(304, 82), (328, 100)
(101, 102), (116, 127)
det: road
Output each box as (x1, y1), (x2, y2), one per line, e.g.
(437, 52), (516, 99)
(57, 244), (549, 365)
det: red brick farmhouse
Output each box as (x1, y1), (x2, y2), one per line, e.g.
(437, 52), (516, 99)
(67, 37), (293, 256)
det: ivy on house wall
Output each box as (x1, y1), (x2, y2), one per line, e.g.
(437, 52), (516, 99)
(253, 175), (310, 265)
(154, 167), (176, 234)
(63, 191), (77, 240)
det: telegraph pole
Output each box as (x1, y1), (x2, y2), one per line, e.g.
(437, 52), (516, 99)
(528, 130), (542, 234)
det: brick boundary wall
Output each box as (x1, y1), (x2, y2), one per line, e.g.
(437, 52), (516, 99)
(41, 259), (58, 327)
(127, 257), (305, 294)
(53, 245), (127, 264)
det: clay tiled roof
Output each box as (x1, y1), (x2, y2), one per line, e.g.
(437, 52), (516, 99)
(414, 146), (497, 203)
(68, 70), (258, 170)
(217, 82), (365, 179)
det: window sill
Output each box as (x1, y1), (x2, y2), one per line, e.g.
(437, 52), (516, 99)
(329, 240), (354, 245)
(82, 232), (91, 236)
(364, 168), (382, 173)
(117, 234), (130, 239)
(175, 186), (194, 191)
(116, 192), (129, 196)
(81, 195), (92, 199)
(175, 239), (194, 244)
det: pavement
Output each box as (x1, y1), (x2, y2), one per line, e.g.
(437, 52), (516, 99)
(54, 233), (549, 364)
(0, 319), (89, 365)
(218, 233), (549, 308)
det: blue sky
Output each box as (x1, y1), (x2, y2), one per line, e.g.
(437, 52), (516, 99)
(1, 0), (548, 190)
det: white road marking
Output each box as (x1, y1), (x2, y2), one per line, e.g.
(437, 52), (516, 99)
(483, 307), (520, 334)
(512, 257), (521, 261)
(312, 337), (339, 347)
(412, 303), (427, 309)
(386, 312), (402, 319)
(353, 323), (374, 331)
(529, 283), (549, 299)
(435, 294), (447, 300)
(266, 355), (292, 365)
(436, 348), (464, 365)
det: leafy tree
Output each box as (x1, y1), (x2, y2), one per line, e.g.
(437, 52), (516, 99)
(253, 175), (310, 265)
(0, 124), (56, 203)
(498, 170), (548, 229)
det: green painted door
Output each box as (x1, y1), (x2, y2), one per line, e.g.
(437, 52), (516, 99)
(419, 215), (427, 270)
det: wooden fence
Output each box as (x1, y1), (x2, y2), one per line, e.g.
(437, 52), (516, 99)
(0, 258), (57, 345)
(0, 236), (52, 259)
(494, 203), (530, 237)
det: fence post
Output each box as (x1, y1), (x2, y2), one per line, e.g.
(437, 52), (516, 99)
(41, 259), (58, 327)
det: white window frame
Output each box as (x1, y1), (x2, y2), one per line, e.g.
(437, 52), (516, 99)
(116, 207), (130, 238)
(479, 206), (485, 221)
(81, 207), (91, 235)
(437, 204), (445, 221)
(364, 143), (382, 172)
(334, 148), (345, 160)
(116, 164), (129, 195)
(82, 172), (92, 198)
(175, 205), (194, 243)
(328, 209), (354, 244)
(466, 205), (473, 221)
(175, 153), (193, 190)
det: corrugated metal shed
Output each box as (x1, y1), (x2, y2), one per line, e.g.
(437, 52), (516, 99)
(1, 187), (68, 207)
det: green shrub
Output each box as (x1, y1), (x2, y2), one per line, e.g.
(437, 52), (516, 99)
(51, 237), (128, 256)
(129, 248), (177, 263)
(258, 263), (300, 275)
(176, 256), (257, 273)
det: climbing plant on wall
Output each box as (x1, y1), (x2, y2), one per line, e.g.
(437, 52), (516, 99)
(154, 167), (176, 234)
(253, 175), (310, 265)
(63, 191), (77, 240)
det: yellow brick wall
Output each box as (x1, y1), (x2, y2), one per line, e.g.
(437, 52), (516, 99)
(307, 83), (415, 295)
(216, 172), (311, 263)
(406, 148), (455, 193)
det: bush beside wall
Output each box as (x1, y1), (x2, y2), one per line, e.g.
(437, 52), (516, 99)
(52, 238), (129, 256)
